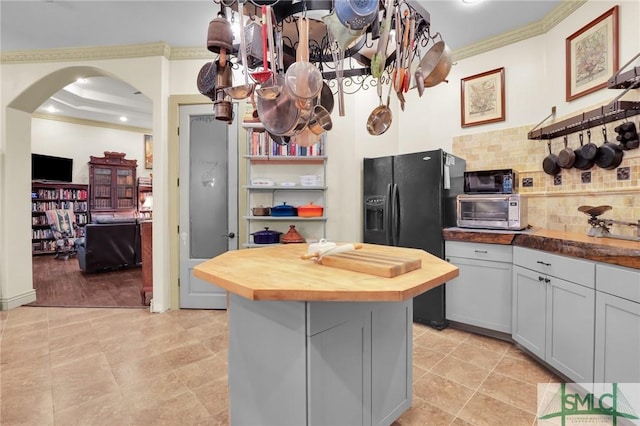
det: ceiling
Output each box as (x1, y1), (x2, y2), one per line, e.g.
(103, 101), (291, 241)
(1, 0), (563, 129)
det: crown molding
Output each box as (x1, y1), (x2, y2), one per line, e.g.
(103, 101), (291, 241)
(452, 0), (586, 61)
(2, 1), (586, 65)
(33, 112), (152, 134)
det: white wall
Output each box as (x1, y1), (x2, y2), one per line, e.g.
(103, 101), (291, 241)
(1, 0), (639, 310)
(31, 118), (152, 184)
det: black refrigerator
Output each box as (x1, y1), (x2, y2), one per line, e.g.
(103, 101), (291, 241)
(363, 149), (466, 329)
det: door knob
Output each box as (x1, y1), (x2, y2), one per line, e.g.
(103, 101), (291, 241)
(223, 232), (235, 238)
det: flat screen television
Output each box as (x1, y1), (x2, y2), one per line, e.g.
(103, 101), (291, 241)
(31, 153), (73, 182)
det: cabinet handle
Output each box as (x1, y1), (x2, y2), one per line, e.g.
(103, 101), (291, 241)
(538, 276), (545, 282)
(536, 260), (551, 266)
(474, 250), (488, 253)
(545, 278), (550, 283)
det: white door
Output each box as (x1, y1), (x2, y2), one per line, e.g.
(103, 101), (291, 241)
(179, 105), (238, 309)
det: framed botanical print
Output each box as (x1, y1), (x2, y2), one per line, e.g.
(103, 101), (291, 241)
(460, 67), (505, 128)
(144, 134), (153, 169)
(566, 6), (619, 102)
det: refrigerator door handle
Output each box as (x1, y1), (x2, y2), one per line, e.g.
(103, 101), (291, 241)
(385, 183), (392, 245)
(391, 183), (399, 246)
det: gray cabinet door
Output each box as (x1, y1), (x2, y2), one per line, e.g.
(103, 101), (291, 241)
(546, 277), (595, 382)
(594, 291), (640, 383)
(308, 312), (371, 426)
(446, 256), (512, 333)
(512, 265), (547, 359)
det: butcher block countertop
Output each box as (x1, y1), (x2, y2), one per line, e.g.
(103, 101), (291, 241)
(193, 243), (458, 302)
(443, 227), (640, 269)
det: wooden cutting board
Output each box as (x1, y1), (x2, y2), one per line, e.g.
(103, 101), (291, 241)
(318, 250), (422, 278)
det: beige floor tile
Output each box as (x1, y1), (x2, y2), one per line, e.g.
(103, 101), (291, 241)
(0, 386), (54, 426)
(192, 376), (230, 417)
(47, 319), (94, 340)
(127, 390), (212, 426)
(449, 342), (505, 370)
(413, 344), (447, 371)
(173, 354), (228, 390)
(432, 355), (491, 390)
(434, 326), (472, 344)
(494, 355), (553, 386)
(414, 331), (461, 353)
(477, 372), (538, 414)
(413, 364), (428, 383)
(53, 390), (132, 426)
(3, 307), (46, 327)
(465, 333), (512, 354)
(161, 342), (215, 369)
(413, 372), (474, 416)
(393, 397), (455, 426)
(145, 328), (201, 354)
(110, 352), (173, 387)
(456, 392), (535, 426)
(121, 371), (191, 410)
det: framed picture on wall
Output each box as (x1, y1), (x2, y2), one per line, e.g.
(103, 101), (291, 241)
(566, 6), (619, 102)
(460, 67), (505, 128)
(144, 134), (153, 169)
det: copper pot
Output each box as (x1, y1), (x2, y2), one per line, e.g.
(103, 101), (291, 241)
(257, 74), (312, 136)
(207, 10), (233, 54)
(213, 100), (233, 122)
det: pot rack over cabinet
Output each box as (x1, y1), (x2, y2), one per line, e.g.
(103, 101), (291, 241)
(528, 53), (640, 141)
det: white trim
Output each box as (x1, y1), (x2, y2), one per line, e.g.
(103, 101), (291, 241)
(0, 289), (37, 311)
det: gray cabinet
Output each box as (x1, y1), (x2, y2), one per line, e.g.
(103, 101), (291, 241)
(512, 247), (595, 382)
(445, 241), (513, 333)
(594, 263), (640, 383)
(228, 294), (412, 425)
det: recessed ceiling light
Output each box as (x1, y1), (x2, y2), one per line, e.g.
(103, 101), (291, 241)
(462, 0), (482, 3)
(76, 78), (88, 84)
(119, 116), (128, 122)
(46, 105), (57, 113)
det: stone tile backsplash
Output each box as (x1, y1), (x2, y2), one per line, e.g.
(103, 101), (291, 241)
(452, 116), (640, 237)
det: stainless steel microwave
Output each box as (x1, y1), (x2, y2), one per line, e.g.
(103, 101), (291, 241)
(464, 169), (517, 194)
(456, 194), (528, 230)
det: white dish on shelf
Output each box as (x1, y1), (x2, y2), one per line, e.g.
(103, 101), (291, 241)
(300, 175), (320, 186)
(251, 177), (275, 186)
(279, 182), (297, 187)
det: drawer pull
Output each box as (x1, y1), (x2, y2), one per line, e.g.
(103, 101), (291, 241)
(536, 260), (551, 266)
(545, 278), (550, 283)
(538, 276), (545, 282)
(474, 250), (488, 253)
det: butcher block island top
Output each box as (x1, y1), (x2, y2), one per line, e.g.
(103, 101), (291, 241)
(193, 243), (458, 302)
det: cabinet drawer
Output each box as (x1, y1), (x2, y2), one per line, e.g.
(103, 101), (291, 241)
(445, 241), (512, 263)
(513, 247), (595, 288)
(596, 263), (640, 303)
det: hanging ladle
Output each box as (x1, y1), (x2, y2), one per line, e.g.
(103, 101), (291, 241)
(224, 2), (255, 100)
(256, 6), (281, 100)
(250, 5), (273, 84)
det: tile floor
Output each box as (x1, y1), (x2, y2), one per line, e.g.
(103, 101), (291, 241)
(0, 306), (559, 425)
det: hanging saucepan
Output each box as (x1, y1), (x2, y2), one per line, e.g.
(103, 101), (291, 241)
(267, 131), (290, 146)
(256, 74), (313, 136)
(334, 0), (379, 30)
(580, 128), (598, 160)
(416, 39), (452, 89)
(573, 132), (594, 170)
(542, 140), (560, 176)
(557, 135), (575, 169)
(315, 81), (334, 114)
(197, 62), (217, 100)
(595, 126), (624, 170)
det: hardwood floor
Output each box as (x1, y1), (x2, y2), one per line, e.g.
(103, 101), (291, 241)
(29, 255), (145, 308)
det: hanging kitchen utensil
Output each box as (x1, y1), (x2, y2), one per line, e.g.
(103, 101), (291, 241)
(257, 73), (313, 136)
(307, 104), (333, 135)
(315, 81), (335, 114)
(557, 135), (575, 169)
(256, 6), (281, 100)
(285, 16), (323, 100)
(197, 61), (218, 100)
(595, 126), (624, 170)
(214, 49), (232, 89)
(334, 0), (379, 31)
(370, 0), (393, 79)
(542, 140), (560, 176)
(207, 4), (233, 54)
(366, 82), (393, 136)
(416, 37), (452, 88)
(326, 29), (346, 117)
(581, 128), (598, 160)
(224, 2), (255, 100)
(573, 131), (595, 170)
(250, 5), (273, 84)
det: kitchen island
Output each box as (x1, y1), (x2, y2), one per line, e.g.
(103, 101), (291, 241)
(193, 243), (458, 426)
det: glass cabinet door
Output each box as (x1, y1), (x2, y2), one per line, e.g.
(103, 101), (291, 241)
(93, 167), (113, 209)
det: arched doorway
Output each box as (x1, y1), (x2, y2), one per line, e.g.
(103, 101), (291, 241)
(1, 66), (157, 310)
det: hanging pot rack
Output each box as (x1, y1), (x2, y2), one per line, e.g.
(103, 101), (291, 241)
(212, 0), (436, 93)
(528, 52), (640, 141)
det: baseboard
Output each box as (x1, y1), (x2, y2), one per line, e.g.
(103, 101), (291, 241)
(0, 289), (37, 310)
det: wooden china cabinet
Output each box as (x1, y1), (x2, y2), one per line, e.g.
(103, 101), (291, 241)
(88, 151), (137, 220)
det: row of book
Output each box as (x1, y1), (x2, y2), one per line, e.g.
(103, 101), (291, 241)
(247, 129), (326, 157)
